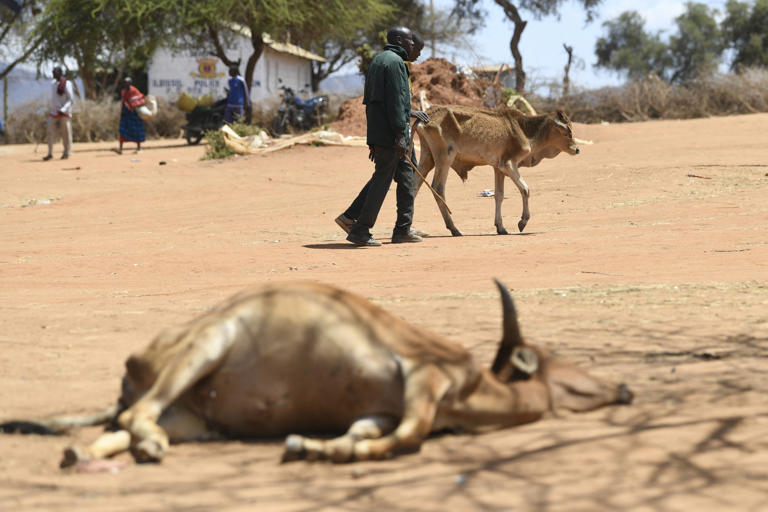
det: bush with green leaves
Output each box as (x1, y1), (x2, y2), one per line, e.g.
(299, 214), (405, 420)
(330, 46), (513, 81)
(202, 121), (263, 160)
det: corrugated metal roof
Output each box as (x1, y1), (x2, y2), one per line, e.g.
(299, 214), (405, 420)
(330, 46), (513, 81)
(232, 24), (326, 63)
(472, 65), (514, 73)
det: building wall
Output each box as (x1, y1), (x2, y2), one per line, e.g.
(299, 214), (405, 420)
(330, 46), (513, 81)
(148, 39), (315, 108)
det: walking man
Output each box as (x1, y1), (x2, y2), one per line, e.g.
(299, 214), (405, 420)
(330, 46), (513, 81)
(336, 32), (429, 241)
(341, 27), (429, 246)
(43, 66), (74, 161)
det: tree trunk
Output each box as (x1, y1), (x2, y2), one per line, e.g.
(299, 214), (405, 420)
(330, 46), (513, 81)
(495, 1), (527, 93)
(562, 44), (573, 100)
(77, 62), (97, 100)
(244, 32), (264, 96)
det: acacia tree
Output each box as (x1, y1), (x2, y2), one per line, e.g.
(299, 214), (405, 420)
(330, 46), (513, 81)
(722, 0), (768, 70)
(596, 3), (724, 84)
(668, 2), (723, 83)
(0, 0), (44, 81)
(452, 0), (602, 92)
(295, 0), (420, 91)
(594, 11), (672, 81)
(30, 0), (171, 98)
(169, 0), (395, 94)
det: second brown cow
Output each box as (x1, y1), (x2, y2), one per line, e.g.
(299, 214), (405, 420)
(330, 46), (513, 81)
(415, 105), (581, 236)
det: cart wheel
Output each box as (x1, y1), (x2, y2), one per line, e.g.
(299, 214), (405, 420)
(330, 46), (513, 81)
(186, 132), (203, 145)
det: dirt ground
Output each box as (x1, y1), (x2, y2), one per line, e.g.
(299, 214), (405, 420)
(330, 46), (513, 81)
(1, 113), (767, 511)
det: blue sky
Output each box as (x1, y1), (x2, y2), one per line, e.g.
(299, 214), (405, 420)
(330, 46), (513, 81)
(430, 0), (729, 90)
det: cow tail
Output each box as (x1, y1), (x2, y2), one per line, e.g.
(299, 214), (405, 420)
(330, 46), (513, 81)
(0, 403), (121, 435)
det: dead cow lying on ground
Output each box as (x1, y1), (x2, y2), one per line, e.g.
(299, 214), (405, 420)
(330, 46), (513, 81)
(415, 105), (581, 236)
(1, 281), (631, 469)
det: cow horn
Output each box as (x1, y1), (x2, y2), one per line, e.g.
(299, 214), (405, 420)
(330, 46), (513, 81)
(491, 279), (525, 374)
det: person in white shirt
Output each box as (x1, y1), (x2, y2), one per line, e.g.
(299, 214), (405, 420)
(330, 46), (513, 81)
(43, 66), (74, 161)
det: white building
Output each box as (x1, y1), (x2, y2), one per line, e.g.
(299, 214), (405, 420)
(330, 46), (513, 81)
(148, 31), (326, 107)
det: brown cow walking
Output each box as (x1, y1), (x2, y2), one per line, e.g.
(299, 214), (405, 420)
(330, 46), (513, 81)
(415, 105), (581, 235)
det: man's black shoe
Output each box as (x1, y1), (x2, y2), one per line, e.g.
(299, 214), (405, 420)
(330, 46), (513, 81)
(346, 232), (382, 246)
(391, 230), (423, 243)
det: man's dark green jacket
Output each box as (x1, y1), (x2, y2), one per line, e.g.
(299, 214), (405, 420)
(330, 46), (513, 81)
(363, 44), (410, 147)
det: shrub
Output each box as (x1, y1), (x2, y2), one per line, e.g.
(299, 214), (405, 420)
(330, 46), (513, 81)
(202, 121), (263, 160)
(535, 67), (768, 123)
(3, 96), (186, 144)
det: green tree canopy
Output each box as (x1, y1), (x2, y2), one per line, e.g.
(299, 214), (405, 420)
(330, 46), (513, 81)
(1, 0), (44, 81)
(722, 0), (768, 70)
(167, 0), (396, 93)
(30, 0), (172, 98)
(596, 3), (726, 84)
(668, 2), (723, 83)
(595, 11), (672, 81)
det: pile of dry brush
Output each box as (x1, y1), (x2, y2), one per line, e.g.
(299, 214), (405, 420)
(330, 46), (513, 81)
(537, 67), (768, 123)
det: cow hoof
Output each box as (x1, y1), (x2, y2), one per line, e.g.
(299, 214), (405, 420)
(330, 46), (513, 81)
(616, 383), (634, 405)
(450, 230), (463, 237)
(497, 227), (509, 235)
(60, 446), (89, 469)
(281, 434), (306, 463)
(517, 220), (527, 232)
(132, 439), (164, 464)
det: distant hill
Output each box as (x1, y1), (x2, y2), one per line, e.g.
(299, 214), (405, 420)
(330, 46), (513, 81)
(318, 73), (364, 97)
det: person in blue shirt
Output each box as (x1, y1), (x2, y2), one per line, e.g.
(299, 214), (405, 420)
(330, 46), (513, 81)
(225, 66), (250, 124)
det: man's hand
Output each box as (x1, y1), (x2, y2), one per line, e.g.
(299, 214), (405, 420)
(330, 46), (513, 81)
(394, 132), (408, 157)
(410, 110), (430, 124)
(368, 145), (375, 162)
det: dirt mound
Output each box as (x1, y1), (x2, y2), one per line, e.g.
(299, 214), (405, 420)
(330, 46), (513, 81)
(330, 58), (491, 137)
(410, 58), (490, 107)
(331, 97), (367, 138)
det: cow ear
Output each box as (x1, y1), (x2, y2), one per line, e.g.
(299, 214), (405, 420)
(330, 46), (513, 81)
(556, 110), (568, 123)
(491, 279), (525, 374)
(511, 346), (538, 376)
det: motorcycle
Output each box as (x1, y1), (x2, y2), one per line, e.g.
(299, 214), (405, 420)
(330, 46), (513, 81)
(270, 79), (329, 136)
(182, 97), (227, 145)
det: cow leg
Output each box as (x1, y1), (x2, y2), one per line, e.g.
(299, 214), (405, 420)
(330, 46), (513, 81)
(282, 414), (398, 463)
(493, 168), (508, 234)
(60, 430), (132, 469)
(432, 160), (461, 236)
(117, 323), (236, 463)
(353, 367), (449, 461)
(503, 161), (530, 232)
(61, 403), (219, 469)
(413, 145), (435, 197)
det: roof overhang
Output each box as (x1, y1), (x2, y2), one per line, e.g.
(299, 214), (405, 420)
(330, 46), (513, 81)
(231, 24), (326, 63)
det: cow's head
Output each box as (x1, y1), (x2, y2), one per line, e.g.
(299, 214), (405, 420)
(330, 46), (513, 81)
(490, 280), (633, 412)
(548, 110), (580, 156)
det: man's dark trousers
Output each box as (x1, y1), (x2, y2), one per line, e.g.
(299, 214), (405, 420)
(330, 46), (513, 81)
(347, 145), (414, 237)
(344, 150), (416, 236)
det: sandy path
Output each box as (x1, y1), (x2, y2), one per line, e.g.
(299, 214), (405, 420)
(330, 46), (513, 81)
(1, 114), (767, 511)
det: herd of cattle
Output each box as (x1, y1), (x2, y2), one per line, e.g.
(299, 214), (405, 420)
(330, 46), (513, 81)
(1, 104), (630, 471)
